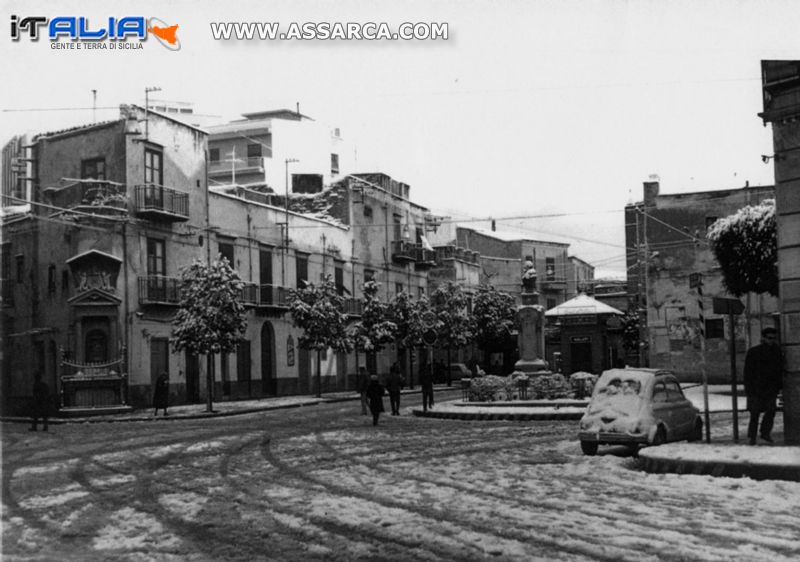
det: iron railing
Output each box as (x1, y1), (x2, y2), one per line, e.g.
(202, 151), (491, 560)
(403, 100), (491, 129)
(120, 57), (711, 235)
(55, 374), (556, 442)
(134, 184), (189, 220)
(138, 275), (181, 304)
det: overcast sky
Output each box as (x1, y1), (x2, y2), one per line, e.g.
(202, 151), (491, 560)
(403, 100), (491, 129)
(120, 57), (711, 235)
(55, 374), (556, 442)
(3, 0), (798, 277)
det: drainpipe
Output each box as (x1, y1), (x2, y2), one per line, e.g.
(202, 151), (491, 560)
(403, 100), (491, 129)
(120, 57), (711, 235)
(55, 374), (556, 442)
(122, 220), (130, 402)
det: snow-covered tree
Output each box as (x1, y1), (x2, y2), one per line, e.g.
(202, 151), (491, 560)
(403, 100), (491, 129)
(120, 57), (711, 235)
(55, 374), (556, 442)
(389, 290), (429, 386)
(430, 282), (474, 384)
(288, 275), (353, 397)
(171, 257), (247, 412)
(707, 199), (777, 297)
(472, 285), (517, 364)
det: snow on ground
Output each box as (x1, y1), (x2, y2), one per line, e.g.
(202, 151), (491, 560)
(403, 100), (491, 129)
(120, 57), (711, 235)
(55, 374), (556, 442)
(93, 507), (182, 551)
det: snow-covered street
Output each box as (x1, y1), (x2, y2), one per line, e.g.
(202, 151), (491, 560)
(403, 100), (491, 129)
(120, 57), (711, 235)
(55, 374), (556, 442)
(3, 400), (799, 561)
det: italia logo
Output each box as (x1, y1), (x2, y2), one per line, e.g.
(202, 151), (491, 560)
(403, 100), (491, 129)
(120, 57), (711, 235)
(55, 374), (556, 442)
(10, 16), (181, 50)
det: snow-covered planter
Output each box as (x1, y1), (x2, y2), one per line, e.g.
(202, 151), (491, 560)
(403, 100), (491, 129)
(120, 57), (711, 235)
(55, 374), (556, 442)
(528, 373), (572, 399)
(467, 375), (516, 402)
(569, 372), (598, 399)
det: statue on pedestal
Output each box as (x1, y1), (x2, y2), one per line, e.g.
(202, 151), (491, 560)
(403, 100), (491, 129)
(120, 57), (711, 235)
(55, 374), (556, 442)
(515, 262), (548, 374)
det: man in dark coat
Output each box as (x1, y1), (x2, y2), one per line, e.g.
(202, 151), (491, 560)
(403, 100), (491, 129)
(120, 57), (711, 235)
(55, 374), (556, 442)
(153, 372), (170, 416)
(30, 372), (50, 431)
(386, 363), (405, 415)
(357, 366), (369, 415)
(366, 374), (385, 426)
(420, 367), (434, 412)
(744, 327), (783, 444)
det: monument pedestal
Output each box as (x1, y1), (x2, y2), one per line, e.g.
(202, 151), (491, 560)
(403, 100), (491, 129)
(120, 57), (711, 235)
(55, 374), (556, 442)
(514, 291), (549, 374)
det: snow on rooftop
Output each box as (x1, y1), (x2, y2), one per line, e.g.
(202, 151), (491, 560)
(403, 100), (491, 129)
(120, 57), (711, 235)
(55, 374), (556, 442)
(545, 293), (624, 316)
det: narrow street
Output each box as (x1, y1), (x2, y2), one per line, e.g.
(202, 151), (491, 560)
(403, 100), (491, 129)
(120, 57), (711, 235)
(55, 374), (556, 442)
(3, 398), (799, 561)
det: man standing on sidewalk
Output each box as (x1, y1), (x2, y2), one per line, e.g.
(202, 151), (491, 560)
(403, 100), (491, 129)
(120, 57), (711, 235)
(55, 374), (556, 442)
(744, 327), (783, 444)
(386, 362), (405, 415)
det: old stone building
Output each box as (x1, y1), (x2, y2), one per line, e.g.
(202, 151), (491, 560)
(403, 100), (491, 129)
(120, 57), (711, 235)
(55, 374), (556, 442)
(1, 106), (208, 414)
(625, 179), (776, 382)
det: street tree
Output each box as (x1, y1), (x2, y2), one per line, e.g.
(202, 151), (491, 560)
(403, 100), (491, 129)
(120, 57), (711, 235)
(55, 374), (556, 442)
(171, 257), (247, 413)
(430, 282), (474, 385)
(471, 285), (517, 369)
(352, 280), (397, 378)
(289, 275), (353, 397)
(389, 290), (429, 387)
(707, 199), (777, 297)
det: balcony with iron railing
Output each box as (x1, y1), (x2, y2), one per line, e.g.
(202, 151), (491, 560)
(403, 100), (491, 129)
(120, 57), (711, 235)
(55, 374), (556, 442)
(44, 179), (129, 217)
(414, 247), (438, 269)
(258, 284), (289, 308)
(134, 184), (189, 222)
(241, 283), (260, 306)
(391, 240), (416, 263)
(138, 275), (181, 305)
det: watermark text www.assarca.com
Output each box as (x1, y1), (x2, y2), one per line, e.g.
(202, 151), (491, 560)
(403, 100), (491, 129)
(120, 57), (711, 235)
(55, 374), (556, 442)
(210, 21), (448, 41)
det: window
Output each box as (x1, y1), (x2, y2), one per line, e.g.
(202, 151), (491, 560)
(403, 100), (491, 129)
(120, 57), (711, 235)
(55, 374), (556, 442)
(546, 257), (556, 280)
(81, 157), (106, 180)
(331, 153), (339, 174)
(546, 298), (557, 310)
(209, 148), (220, 163)
(393, 214), (403, 241)
(652, 382), (668, 403)
(296, 253), (309, 288)
(247, 144), (262, 158)
(62, 270), (69, 292)
(259, 249), (273, 285)
(418, 287), (425, 299)
(396, 283), (404, 296)
(146, 238), (166, 276)
(217, 242), (234, 269)
(1, 244), (10, 280)
(705, 216), (719, 230)
(364, 268), (375, 283)
(664, 380), (685, 401)
(144, 149), (163, 185)
(335, 263), (345, 296)
(705, 318), (724, 339)
(16, 254), (24, 283)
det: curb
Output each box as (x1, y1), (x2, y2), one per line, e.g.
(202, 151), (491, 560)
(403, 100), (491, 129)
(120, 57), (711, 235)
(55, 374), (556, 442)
(411, 409), (584, 421)
(639, 454), (800, 482)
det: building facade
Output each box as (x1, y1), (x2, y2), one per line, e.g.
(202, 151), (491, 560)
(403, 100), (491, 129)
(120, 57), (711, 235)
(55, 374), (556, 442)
(206, 109), (351, 193)
(625, 179), (777, 382)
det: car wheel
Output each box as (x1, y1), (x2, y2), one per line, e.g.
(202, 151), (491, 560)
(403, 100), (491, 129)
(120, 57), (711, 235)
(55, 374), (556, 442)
(688, 418), (703, 442)
(580, 441), (598, 456)
(652, 425), (667, 446)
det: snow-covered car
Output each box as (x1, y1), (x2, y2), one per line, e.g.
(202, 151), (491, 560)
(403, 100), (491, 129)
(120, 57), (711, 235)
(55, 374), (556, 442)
(577, 368), (702, 456)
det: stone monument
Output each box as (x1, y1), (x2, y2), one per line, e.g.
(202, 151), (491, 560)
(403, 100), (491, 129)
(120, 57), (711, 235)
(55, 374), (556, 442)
(514, 261), (548, 373)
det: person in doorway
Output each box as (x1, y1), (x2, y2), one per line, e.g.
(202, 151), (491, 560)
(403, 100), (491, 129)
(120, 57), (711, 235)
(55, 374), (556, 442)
(366, 374), (385, 426)
(153, 371), (170, 417)
(386, 363), (405, 415)
(357, 366), (369, 415)
(30, 372), (50, 432)
(744, 327), (783, 444)
(420, 367), (434, 412)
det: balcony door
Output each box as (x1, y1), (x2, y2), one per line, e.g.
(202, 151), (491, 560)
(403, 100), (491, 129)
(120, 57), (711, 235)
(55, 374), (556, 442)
(146, 238), (166, 300)
(259, 248), (273, 304)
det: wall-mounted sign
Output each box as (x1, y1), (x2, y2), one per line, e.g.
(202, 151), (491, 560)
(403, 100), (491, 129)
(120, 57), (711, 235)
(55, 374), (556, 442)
(286, 335), (295, 367)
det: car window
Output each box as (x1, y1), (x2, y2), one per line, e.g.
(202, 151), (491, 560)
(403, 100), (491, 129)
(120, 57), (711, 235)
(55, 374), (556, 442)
(597, 377), (642, 396)
(665, 380), (684, 402)
(652, 382), (668, 403)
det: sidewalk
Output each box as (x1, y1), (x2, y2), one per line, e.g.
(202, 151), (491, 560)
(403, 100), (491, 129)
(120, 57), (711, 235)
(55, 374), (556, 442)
(0, 385), (445, 425)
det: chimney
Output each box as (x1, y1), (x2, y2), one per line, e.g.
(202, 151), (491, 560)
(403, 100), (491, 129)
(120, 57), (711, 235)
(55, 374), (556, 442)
(296, 102), (300, 116)
(491, 219), (496, 231)
(643, 177), (659, 206)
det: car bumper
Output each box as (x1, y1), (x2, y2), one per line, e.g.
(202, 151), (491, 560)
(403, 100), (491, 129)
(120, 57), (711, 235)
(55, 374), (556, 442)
(578, 431), (649, 445)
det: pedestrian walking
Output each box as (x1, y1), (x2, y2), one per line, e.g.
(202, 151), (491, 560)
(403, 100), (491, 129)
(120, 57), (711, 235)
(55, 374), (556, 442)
(30, 372), (50, 432)
(357, 366), (369, 415)
(386, 362), (405, 415)
(420, 367), (434, 412)
(366, 374), (385, 426)
(744, 327), (783, 444)
(153, 372), (170, 417)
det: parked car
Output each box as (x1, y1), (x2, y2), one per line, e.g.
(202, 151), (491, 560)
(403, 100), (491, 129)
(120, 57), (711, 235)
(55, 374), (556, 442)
(577, 368), (702, 456)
